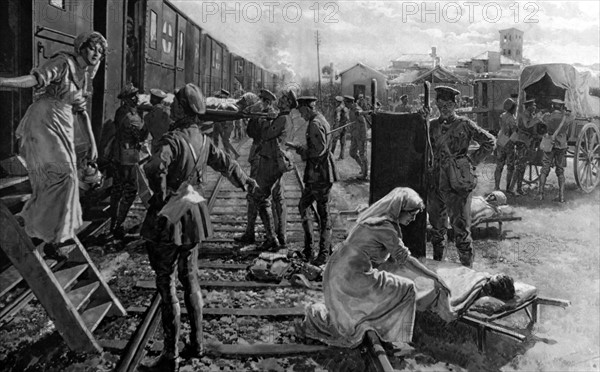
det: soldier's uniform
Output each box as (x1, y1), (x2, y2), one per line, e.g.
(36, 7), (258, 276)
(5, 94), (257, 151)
(331, 96), (349, 159)
(249, 90), (298, 249)
(537, 99), (575, 202)
(292, 96), (338, 265)
(494, 98), (517, 191)
(427, 86), (495, 267)
(348, 96), (370, 179)
(140, 84), (255, 371)
(236, 89), (279, 245)
(509, 99), (541, 194)
(109, 84), (148, 239)
(144, 88), (172, 150)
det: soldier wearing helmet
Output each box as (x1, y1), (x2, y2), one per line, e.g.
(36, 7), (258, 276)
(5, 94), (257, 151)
(140, 83), (258, 371)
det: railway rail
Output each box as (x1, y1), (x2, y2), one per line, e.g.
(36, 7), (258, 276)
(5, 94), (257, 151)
(100, 139), (396, 372)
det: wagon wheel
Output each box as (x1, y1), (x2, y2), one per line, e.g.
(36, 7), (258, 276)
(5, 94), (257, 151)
(523, 163), (541, 185)
(574, 122), (600, 193)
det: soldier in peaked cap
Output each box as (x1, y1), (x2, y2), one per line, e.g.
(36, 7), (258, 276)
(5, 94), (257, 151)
(287, 96), (338, 266)
(427, 85), (495, 267)
(346, 93), (370, 179)
(234, 89), (279, 248)
(343, 95), (355, 103)
(535, 98), (575, 202)
(239, 89), (297, 250)
(332, 94), (350, 160)
(395, 94), (411, 113)
(140, 83), (258, 371)
(508, 97), (542, 195)
(145, 88), (172, 150)
(109, 83), (149, 241)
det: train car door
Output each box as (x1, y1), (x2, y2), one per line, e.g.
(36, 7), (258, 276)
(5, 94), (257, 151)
(160, 3), (177, 92)
(185, 23), (200, 86)
(174, 14), (186, 88)
(1, 0), (33, 161)
(370, 112), (429, 257)
(210, 40), (223, 94)
(222, 48), (231, 94)
(33, 0), (94, 155)
(144, 0), (163, 92)
(200, 33), (211, 94)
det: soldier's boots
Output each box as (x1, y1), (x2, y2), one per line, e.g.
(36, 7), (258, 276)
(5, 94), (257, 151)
(235, 202), (258, 244)
(536, 173), (547, 201)
(258, 208), (280, 252)
(458, 250), (474, 268)
(299, 244), (313, 262)
(554, 175), (565, 203)
(505, 170), (514, 193)
(432, 244), (445, 262)
(494, 168), (502, 191)
(311, 247), (330, 266)
(338, 142), (346, 160)
(138, 354), (179, 372)
(140, 303), (180, 372)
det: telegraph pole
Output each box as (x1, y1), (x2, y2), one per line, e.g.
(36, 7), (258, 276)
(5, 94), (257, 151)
(315, 30), (322, 104)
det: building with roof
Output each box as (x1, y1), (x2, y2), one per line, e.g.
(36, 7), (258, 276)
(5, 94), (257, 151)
(387, 47), (440, 75)
(337, 62), (388, 101)
(499, 28), (524, 63)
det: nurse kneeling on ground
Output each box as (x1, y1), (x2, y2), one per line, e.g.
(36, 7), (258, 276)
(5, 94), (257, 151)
(299, 187), (451, 348)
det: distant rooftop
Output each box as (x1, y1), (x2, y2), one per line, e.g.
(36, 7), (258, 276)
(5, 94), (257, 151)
(499, 27), (523, 33)
(392, 54), (433, 63)
(471, 51), (521, 65)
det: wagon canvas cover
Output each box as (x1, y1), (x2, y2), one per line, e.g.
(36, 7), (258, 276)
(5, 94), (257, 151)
(519, 63), (600, 118)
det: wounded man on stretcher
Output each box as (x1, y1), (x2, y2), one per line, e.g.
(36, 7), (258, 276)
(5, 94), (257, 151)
(297, 187), (537, 349)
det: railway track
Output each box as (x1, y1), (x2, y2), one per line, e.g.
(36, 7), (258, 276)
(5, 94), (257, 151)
(102, 139), (394, 372)
(0, 138), (397, 371)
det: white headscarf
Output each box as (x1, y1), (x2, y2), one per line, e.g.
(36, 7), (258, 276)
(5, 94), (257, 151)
(353, 187), (424, 229)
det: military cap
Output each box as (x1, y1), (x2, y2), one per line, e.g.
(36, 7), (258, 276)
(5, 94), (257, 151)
(220, 89), (231, 98)
(259, 89), (277, 102)
(335, 96), (344, 102)
(400, 94), (408, 100)
(434, 86), (460, 101)
(343, 95), (355, 102)
(523, 98), (536, 106)
(284, 90), (298, 109)
(150, 88), (167, 100)
(297, 96), (318, 107)
(551, 98), (565, 105)
(175, 83), (206, 115)
(118, 82), (139, 99)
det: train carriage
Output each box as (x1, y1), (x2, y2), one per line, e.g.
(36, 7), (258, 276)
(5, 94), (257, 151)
(1, 0), (280, 174)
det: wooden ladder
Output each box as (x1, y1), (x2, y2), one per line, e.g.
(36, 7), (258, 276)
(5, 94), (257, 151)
(0, 202), (127, 353)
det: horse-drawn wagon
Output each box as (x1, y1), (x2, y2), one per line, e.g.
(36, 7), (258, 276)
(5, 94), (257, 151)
(519, 64), (600, 193)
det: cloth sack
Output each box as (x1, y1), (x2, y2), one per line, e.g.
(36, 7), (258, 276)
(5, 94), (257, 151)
(158, 182), (206, 223)
(447, 157), (477, 194)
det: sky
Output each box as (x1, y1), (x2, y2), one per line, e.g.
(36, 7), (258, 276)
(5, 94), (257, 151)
(172, 0), (600, 81)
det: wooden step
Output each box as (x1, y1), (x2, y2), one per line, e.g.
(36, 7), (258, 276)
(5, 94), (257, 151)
(1, 258), (57, 297)
(0, 176), (29, 191)
(54, 264), (89, 290)
(67, 282), (100, 310)
(81, 302), (112, 332)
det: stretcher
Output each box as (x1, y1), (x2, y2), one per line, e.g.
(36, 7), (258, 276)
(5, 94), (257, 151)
(474, 216), (522, 240)
(389, 259), (570, 352)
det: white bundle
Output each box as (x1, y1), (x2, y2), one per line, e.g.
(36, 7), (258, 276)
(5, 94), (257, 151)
(158, 183), (206, 223)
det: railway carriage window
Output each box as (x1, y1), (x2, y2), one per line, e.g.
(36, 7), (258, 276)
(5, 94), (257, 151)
(49, 0), (65, 9)
(150, 11), (158, 50)
(178, 31), (184, 60)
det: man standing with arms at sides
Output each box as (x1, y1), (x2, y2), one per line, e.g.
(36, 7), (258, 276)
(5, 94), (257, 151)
(144, 88), (172, 151)
(331, 96), (350, 160)
(395, 94), (411, 113)
(235, 89), (278, 245)
(348, 95), (370, 180)
(140, 84), (258, 371)
(536, 99), (575, 202)
(287, 97), (338, 266)
(109, 83), (148, 242)
(494, 98), (517, 192)
(427, 86), (495, 267)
